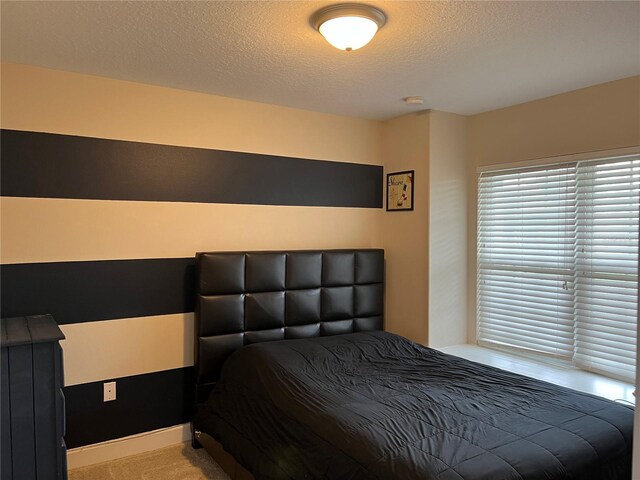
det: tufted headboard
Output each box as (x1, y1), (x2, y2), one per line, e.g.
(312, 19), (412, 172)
(194, 249), (384, 400)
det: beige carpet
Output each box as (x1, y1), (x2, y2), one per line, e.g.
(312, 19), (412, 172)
(68, 444), (232, 480)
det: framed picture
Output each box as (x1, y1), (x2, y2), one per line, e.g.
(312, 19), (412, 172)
(386, 170), (414, 211)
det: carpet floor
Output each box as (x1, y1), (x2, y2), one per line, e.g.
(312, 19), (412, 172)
(68, 444), (232, 480)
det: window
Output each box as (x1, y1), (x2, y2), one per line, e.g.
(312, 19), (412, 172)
(477, 154), (639, 382)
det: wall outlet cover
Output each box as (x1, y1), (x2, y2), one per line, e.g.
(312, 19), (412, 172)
(103, 381), (116, 402)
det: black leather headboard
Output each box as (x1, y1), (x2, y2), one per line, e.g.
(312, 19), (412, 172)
(194, 249), (384, 399)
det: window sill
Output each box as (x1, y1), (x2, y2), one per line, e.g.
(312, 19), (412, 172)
(438, 344), (635, 405)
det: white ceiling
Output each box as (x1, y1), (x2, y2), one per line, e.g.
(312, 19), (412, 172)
(2, 1), (639, 120)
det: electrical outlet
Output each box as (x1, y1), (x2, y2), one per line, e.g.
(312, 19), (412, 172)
(103, 381), (116, 402)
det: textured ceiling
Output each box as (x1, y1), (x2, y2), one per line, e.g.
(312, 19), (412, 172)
(2, 1), (639, 120)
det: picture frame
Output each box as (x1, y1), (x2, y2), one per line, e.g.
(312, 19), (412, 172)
(386, 170), (414, 211)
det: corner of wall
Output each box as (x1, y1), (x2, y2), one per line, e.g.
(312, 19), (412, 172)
(380, 111), (430, 345)
(379, 110), (472, 349)
(427, 111), (470, 348)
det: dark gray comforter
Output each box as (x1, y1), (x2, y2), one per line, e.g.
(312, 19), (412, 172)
(196, 331), (633, 479)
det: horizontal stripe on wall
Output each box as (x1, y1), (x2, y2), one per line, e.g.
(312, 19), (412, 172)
(1, 130), (383, 208)
(1, 258), (195, 324)
(0, 197), (382, 264)
(60, 314), (194, 387)
(64, 367), (193, 448)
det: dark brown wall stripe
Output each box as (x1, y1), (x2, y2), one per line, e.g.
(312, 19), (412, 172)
(64, 367), (194, 448)
(1, 259), (195, 324)
(1, 130), (383, 208)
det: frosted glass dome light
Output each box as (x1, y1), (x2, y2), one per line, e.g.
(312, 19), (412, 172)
(311, 4), (387, 52)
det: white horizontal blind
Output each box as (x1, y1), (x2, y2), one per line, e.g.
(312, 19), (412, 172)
(477, 154), (639, 382)
(477, 164), (577, 358)
(574, 156), (639, 381)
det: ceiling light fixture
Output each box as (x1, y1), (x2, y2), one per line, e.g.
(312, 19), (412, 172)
(311, 3), (387, 52)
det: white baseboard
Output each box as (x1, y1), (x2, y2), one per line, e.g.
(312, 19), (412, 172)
(66, 423), (191, 470)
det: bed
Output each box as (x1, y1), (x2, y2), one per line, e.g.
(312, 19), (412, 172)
(191, 249), (633, 480)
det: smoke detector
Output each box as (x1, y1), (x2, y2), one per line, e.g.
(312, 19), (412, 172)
(403, 96), (424, 106)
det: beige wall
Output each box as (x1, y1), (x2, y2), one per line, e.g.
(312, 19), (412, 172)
(1, 63), (382, 164)
(0, 198), (383, 265)
(428, 111), (469, 348)
(469, 76), (640, 167)
(4, 64), (638, 385)
(0, 63), (384, 386)
(467, 75), (640, 343)
(381, 111), (430, 344)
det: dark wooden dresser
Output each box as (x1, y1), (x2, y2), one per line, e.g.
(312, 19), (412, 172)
(1, 314), (67, 480)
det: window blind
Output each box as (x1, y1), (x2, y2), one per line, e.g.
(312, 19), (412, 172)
(574, 157), (639, 380)
(477, 164), (577, 358)
(477, 154), (639, 382)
